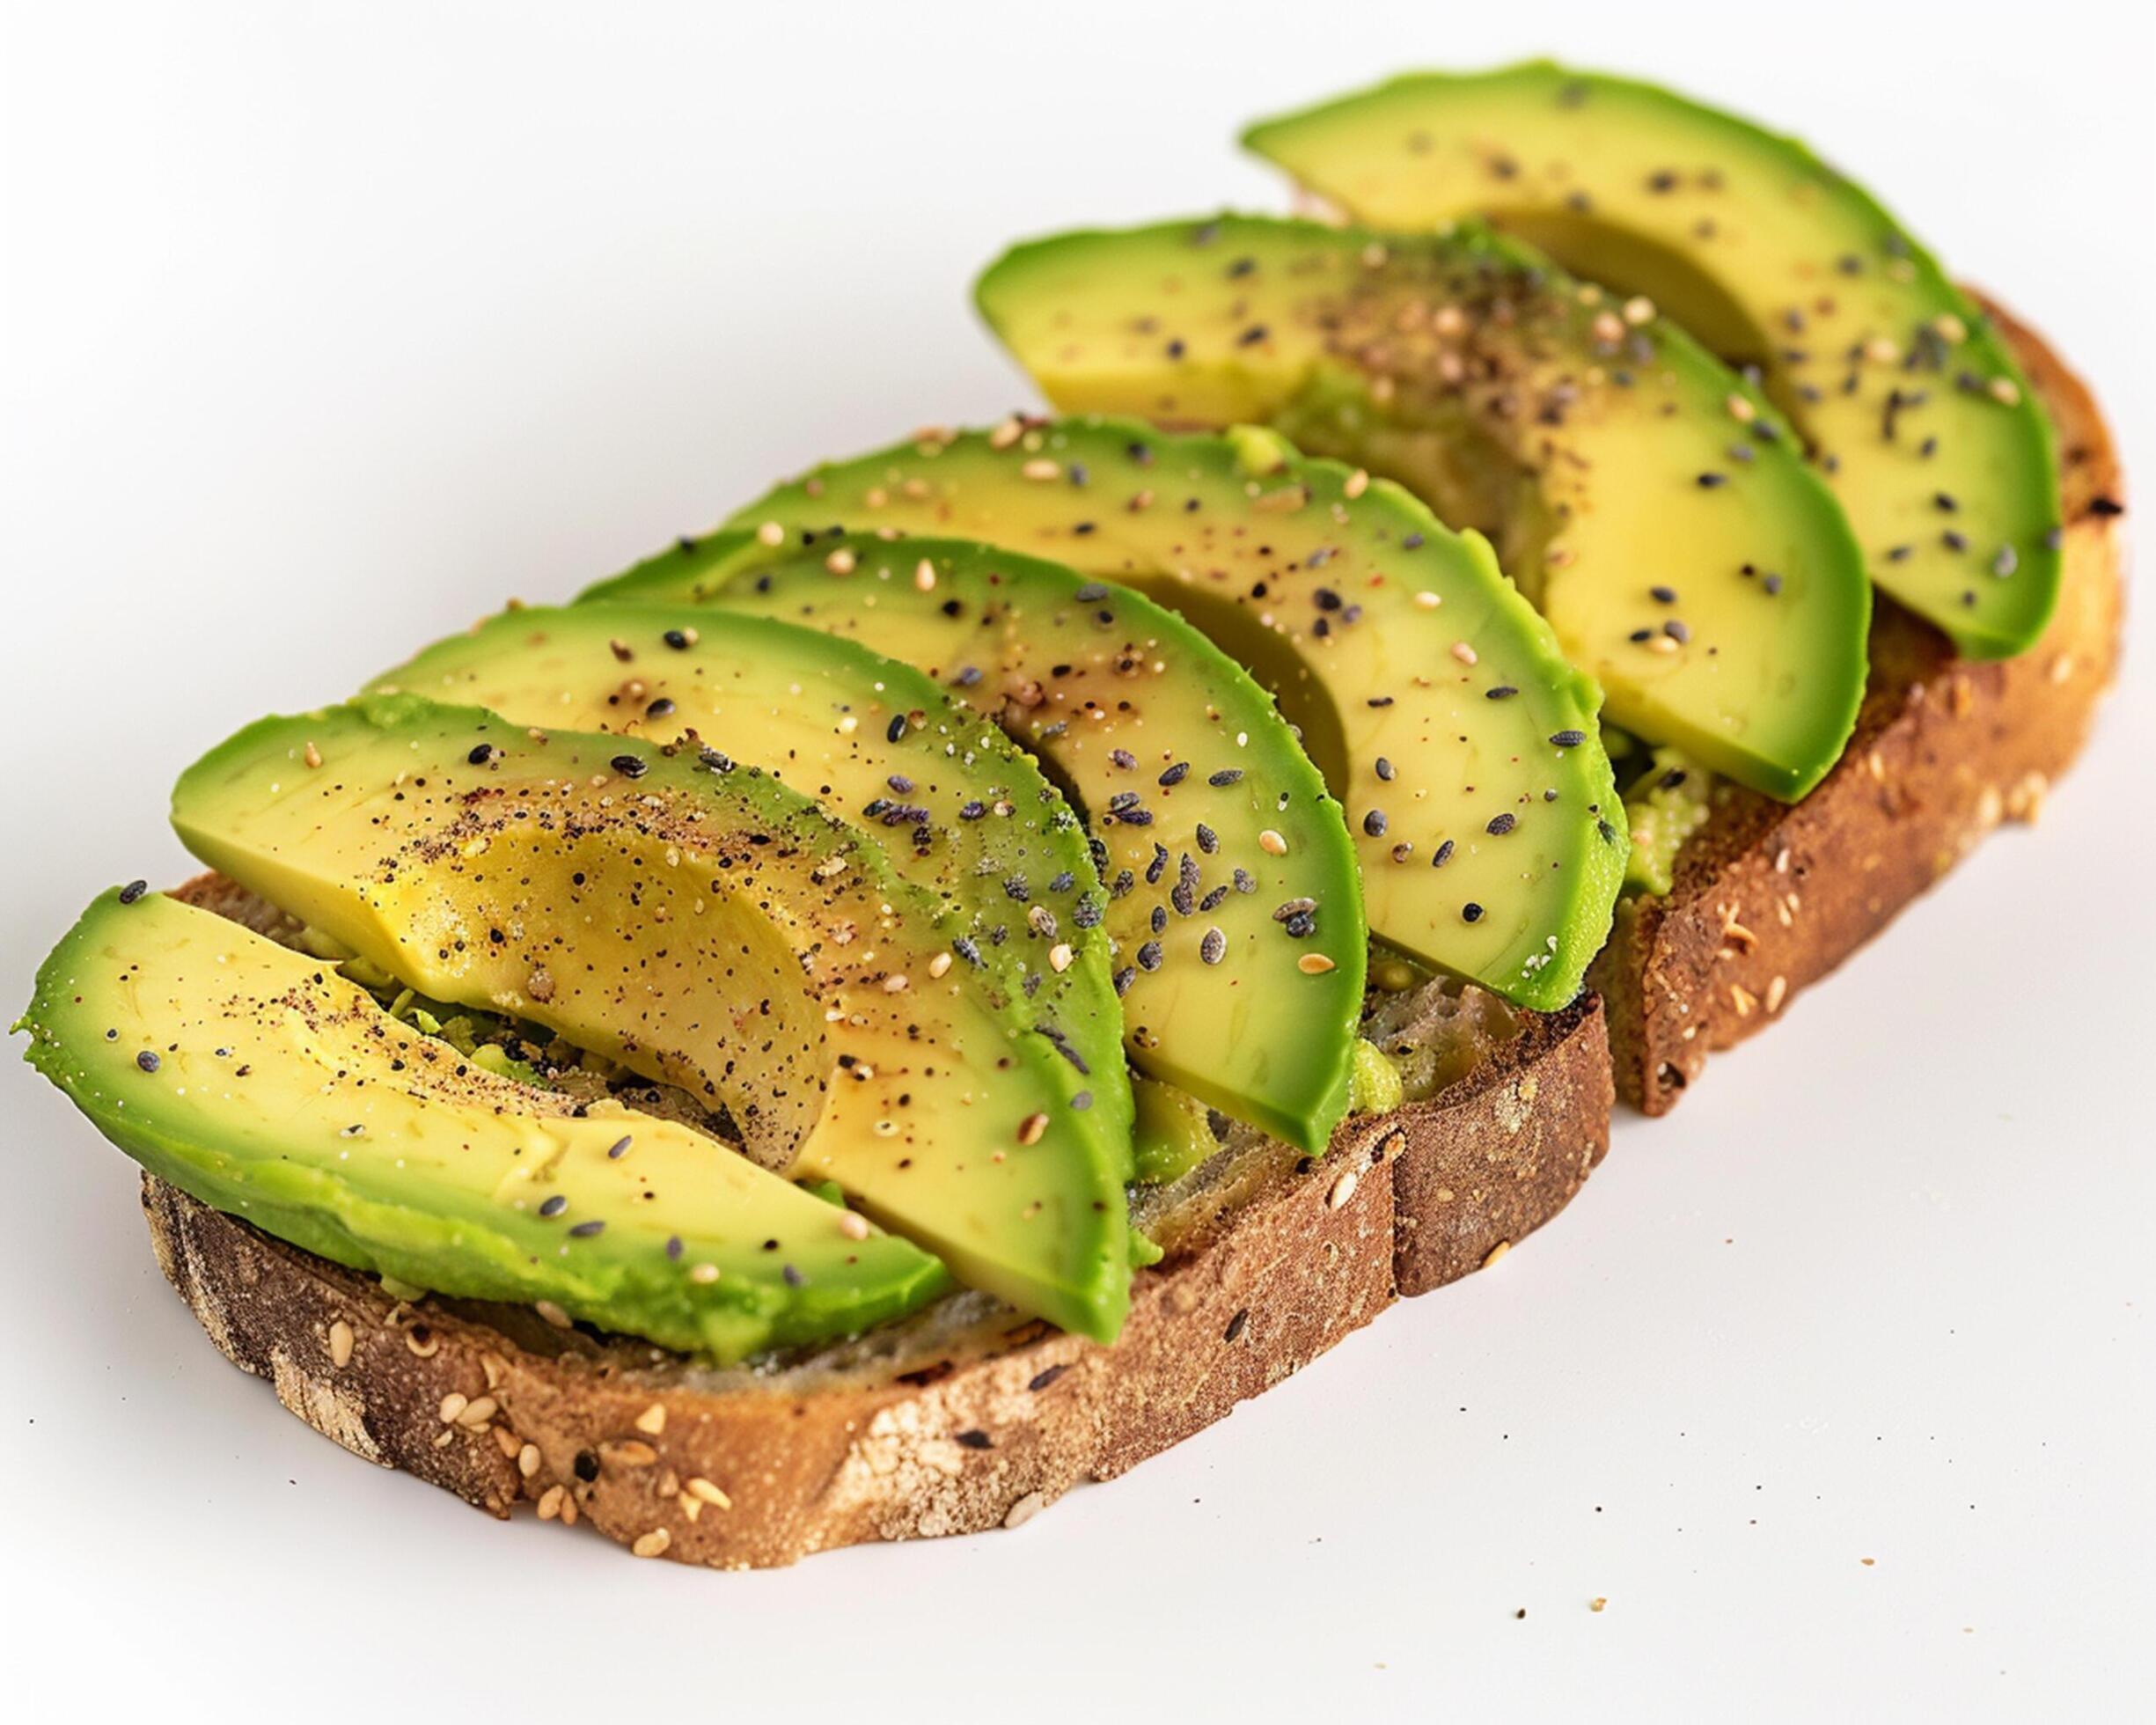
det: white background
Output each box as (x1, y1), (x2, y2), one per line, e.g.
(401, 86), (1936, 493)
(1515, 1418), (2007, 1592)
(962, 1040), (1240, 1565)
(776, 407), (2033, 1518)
(4, 4), (2150, 1719)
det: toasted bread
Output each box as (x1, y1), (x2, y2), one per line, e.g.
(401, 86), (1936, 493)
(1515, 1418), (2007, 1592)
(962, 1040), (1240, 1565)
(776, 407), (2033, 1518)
(134, 302), (2113, 1568)
(144, 870), (1607, 1568)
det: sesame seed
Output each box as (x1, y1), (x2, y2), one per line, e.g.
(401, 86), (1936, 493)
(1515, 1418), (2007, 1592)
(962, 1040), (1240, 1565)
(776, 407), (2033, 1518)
(1258, 829), (1287, 855)
(1549, 730), (1587, 748)
(1021, 459), (1060, 481)
(1297, 953), (1336, 975)
(663, 626), (698, 649)
(1017, 1112), (1050, 1147)
(539, 1194), (568, 1218)
(610, 753), (648, 779)
(1450, 641), (1478, 664)
(1463, 902), (1485, 923)
(1200, 928), (1226, 965)
(118, 879), (149, 905)
(913, 559), (937, 591)
(136, 1050), (159, 1073)
(1487, 812), (1517, 836)
(631, 1530), (671, 1559)
(568, 1220), (605, 1238)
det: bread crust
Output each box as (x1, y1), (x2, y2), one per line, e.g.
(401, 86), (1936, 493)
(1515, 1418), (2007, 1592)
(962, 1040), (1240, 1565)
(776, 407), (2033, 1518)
(1591, 297), (2127, 1112)
(144, 990), (1606, 1567)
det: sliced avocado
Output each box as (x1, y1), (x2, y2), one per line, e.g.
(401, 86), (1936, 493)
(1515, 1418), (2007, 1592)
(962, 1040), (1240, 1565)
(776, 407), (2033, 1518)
(1243, 62), (2063, 660)
(18, 889), (948, 1361)
(168, 694), (1130, 1340)
(365, 603), (1132, 1151)
(702, 421), (1626, 1012)
(585, 534), (1365, 1152)
(977, 213), (1869, 801)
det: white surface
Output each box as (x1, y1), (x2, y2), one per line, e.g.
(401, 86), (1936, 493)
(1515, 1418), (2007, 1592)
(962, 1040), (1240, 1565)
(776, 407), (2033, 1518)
(4, 4), (2151, 1718)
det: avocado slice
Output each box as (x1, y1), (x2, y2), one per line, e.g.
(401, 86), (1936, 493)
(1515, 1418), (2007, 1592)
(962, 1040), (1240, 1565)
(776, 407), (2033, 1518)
(1243, 62), (2063, 660)
(168, 694), (1131, 1340)
(976, 213), (1870, 801)
(364, 603), (1133, 1153)
(708, 421), (1626, 1013)
(583, 534), (1367, 1152)
(18, 889), (949, 1361)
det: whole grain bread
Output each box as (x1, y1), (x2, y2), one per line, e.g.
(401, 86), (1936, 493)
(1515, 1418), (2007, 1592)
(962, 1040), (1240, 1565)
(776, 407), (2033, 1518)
(1589, 296), (2125, 1112)
(145, 873), (1609, 1568)
(133, 302), (2114, 1568)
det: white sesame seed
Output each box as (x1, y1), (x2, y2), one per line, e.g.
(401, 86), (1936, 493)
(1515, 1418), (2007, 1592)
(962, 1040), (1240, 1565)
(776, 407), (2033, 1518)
(756, 520), (785, 547)
(632, 1529), (671, 1559)
(327, 1319), (354, 1369)
(634, 1401), (667, 1436)
(825, 547), (857, 576)
(1021, 458), (1060, 481)
(838, 1210), (870, 1242)
(913, 559), (937, 591)
(1450, 641), (1478, 665)
(1298, 953), (1337, 975)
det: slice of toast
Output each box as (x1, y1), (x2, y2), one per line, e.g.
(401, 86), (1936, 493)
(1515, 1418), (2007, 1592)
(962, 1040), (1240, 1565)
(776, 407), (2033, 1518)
(132, 303), (2114, 1567)
(144, 874), (1610, 1568)
(1589, 296), (2125, 1112)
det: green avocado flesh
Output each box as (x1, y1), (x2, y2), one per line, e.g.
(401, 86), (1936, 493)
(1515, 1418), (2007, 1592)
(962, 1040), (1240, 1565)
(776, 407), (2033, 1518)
(20, 890), (949, 1361)
(167, 694), (1131, 1341)
(583, 534), (1365, 1152)
(1243, 62), (2062, 660)
(365, 604), (1132, 1152)
(977, 214), (1870, 801)
(708, 420), (1626, 1012)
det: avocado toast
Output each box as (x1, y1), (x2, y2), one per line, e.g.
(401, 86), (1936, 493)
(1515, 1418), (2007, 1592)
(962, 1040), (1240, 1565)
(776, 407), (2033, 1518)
(16, 70), (2123, 1567)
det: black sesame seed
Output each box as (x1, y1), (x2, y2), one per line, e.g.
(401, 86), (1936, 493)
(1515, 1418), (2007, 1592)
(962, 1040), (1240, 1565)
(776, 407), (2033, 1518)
(1549, 730), (1588, 748)
(1375, 757), (1396, 781)
(608, 1134), (633, 1159)
(1650, 585), (1678, 605)
(663, 628), (692, 650)
(467, 744), (497, 766)
(118, 879), (148, 905)
(611, 753), (648, 779)
(1208, 768), (1244, 787)
(1433, 840), (1456, 869)
(136, 1050), (160, 1073)
(1200, 928), (1227, 965)
(568, 1219), (605, 1238)
(1663, 620), (1690, 643)
(1362, 810), (1389, 837)
(1484, 686), (1517, 701)
(1137, 941), (1163, 973)
(885, 715), (907, 744)
(1158, 761), (1190, 787)
(1196, 822), (1219, 855)
(1486, 812), (1517, 836)
(1463, 902), (1485, 923)
(539, 1194), (568, 1218)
